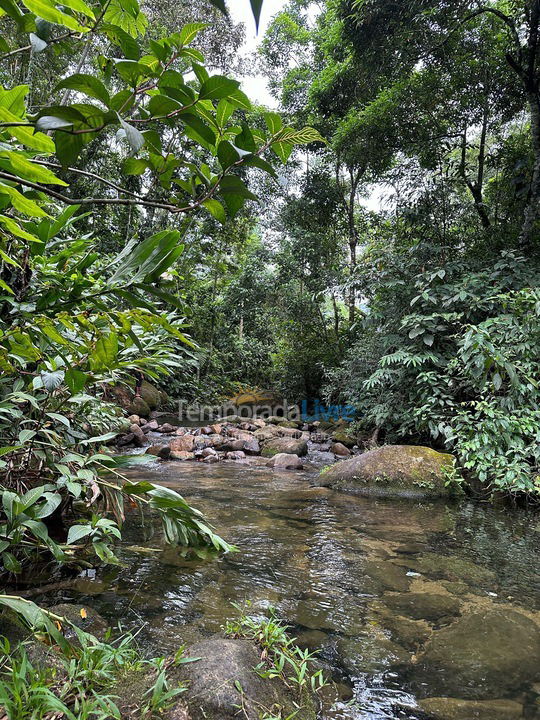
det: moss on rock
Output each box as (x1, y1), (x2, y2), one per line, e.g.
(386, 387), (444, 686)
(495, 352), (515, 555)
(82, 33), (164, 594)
(315, 445), (456, 498)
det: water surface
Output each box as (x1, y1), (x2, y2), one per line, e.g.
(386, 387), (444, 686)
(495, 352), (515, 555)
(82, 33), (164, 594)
(46, 461), (540, 719)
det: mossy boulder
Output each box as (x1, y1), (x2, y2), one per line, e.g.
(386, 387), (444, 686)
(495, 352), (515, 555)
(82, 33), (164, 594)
(261, 437), (308, 458)
(315, 445), (456, 498)
(177, 637), (316, 720)
(127, 395), (151, 417)
(140, 380), (162, 410)
(331, 431), (355, 448)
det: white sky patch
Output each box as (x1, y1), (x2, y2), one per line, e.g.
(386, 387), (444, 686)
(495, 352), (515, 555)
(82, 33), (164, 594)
(228, 0), (289, 107)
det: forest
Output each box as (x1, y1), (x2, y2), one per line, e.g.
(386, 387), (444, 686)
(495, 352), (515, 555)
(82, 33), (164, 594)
(0, 0), (539, 719)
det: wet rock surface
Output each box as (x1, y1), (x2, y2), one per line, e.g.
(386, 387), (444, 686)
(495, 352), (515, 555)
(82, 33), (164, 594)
(413, 607), (540, 699)
(178, 637), (316, 720)
(418, 697), (524, 720)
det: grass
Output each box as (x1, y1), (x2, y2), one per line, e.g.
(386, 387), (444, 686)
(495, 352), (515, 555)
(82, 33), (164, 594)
(223, 603), (328, 696)
(0, 628), (188, 720)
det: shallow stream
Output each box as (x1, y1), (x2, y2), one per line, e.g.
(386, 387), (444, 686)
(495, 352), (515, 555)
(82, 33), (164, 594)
(44, 460), (540, 719)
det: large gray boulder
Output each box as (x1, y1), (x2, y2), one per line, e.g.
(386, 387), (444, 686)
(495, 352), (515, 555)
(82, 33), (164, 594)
(413, 607), (540, 699)
(315, 445), (455, 498)
(177, 637), (316, 720)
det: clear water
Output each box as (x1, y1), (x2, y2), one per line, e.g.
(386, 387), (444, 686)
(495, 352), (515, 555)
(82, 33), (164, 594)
(43, 460), (540, 719)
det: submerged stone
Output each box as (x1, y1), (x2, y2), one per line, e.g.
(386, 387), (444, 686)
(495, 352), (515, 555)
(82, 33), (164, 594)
(315, 445), (456, 498)
(413, 607), (540, 699)
(418, 697), (524, 720)
(381, 592), (461, 623)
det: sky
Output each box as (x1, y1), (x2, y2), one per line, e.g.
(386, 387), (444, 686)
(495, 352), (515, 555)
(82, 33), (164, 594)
(228, 0), (289, 107)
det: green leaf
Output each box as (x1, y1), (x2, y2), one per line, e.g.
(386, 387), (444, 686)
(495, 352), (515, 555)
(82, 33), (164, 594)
(0, 106), (55, 151)
(181, 113), (216, 148)
(20, 0), (87, 32)
(274, 126), (326, 145)
(217, 140), (239, 170)
(264, 112), (282, 135)
(57, 0), (94, 19)
(0, 185), (49, 217)
(216, 99), (234, 128)
(178, 22), (208, 46)
(104, 0), (147, 38)
(90, 333), (118, 371)
(123, 157), (148, 175)
(2, 552), (21, 574)
(55, 74), (111, 107)
(0, 215), (41, 243)
(199, 76), (240, 101)
(202, 198), (226, 223)
(271, 140), (293, 164)
(67, 524), (93, 544)
(0, 151), (68, 185)
(65, 367), (88, 394)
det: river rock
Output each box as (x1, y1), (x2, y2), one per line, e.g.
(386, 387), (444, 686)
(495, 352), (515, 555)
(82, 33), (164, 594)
(331, 442), (351, 456)
(158, 422), (176, 433)
(362, 560), (412, 593)
(130, 423), (149, 447)
(170, 450), (195, 461)
(140, 419), (159, 432)
(47, 603), (107, 641)
(254, 426), (281, 443)
(278, 420), (300, 429)
(170, 435), (195, 452)
(266, 415), (286, 424)
(338, 628), (410, 675)
(226, 451), (246, 460)
(178, 637), (316, 720)
(331, 431), (356, 448)
(128, 414), (140, 425)
(381, 592), (461, 623)
(413, 607), (540, 699)
(253, 419), (267, 428)
(267, 453), (304, 469)
(369, 601), (431, 650)
(203, 455), (219, 464)
(201, 447), (217, 458)
(127, 396), (151, 417)
(139, 380), (162, 410)
(146, 444), (171, 459)
(393, 552), (496, 587)
(418, 698), (524, 720)
(277, 426), (303, 438)
(315, 445), (455, 498)
(209, 423), (223, 434)
(261, 437), (308, 458)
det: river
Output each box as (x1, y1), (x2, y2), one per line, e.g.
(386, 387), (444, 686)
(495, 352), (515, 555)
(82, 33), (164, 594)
(41, 459), (540, 719)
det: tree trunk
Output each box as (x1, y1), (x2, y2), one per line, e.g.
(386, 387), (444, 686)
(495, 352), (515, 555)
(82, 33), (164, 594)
(519, 93), (540, 245)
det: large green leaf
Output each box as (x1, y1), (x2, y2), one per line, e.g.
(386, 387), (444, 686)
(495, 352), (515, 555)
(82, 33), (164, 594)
(199, 76), (240, 101)
(55, 74), (111, 107)
(20, 0), (87, 31)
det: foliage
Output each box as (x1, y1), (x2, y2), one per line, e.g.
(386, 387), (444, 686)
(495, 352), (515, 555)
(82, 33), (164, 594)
(0, 600), (190, 720)
(224, 603), (328, 695)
